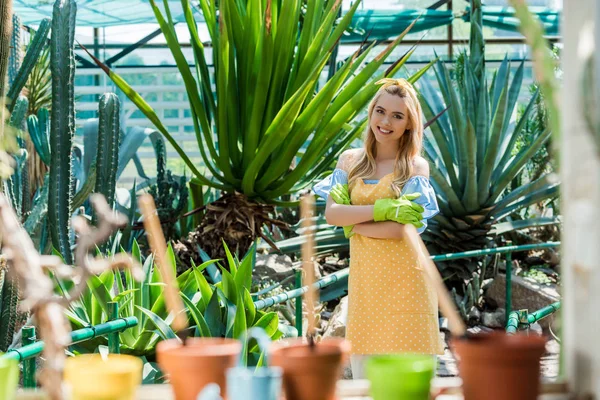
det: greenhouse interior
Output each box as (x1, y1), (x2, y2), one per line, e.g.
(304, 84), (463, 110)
(2, 0), (600, 399)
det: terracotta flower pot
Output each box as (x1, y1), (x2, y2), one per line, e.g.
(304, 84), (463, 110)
(270, 338), (350, 400)
(157, 338), (242, 400)
(452, 332), (547, 400)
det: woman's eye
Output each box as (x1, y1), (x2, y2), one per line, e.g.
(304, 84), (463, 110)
(394, 115), (402, 119)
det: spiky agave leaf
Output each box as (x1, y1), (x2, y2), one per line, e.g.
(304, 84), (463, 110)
(420, 55), (557, 282)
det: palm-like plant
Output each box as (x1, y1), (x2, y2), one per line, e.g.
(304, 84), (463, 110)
(419, 0), (558, 282)
(64, 241), (282, 358)
(85, 0), (432, 258)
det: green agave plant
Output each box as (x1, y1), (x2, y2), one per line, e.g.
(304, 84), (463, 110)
(61, 240), (282, 358)
(418, 0), (558, 283)
(83, 0), (433, 258)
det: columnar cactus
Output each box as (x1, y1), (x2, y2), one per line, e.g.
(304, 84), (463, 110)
(7, 18), (51, 111)
(94, 93), (120, 216)
(8, 14), (21, 87)
(0, 1), (17, 350)
(148, 137), (189, 240)
(0, 258), (21, 352)
(27, 107), (51, 166)
(48, 0), (76, 264)
(0, 0), (12, 101)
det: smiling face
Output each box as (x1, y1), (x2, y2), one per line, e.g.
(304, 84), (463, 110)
(369, 92), (411, 146)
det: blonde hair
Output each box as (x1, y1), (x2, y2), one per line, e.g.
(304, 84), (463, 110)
(347, 78), (423, 196)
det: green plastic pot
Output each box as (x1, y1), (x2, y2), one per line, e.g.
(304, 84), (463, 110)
(0, 357), (19, 400)
(366, 354), (436, 400)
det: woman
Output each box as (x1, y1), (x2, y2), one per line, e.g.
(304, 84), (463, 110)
(313, 78), (443, 379)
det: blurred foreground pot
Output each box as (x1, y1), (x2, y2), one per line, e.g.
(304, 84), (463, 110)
(157, 338), (241, 400)
(64, 354), (142, 400)
(452, 332), (546, 400)
(0, 357), (18, 400)
(270, 338), (350, 400)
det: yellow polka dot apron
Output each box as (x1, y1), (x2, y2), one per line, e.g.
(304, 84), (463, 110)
(347, 174), (444, 355)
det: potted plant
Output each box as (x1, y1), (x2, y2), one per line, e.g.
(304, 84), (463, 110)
(270, 196), (350, 400)
(157, 337), (241, 400)
(452, 332), (547, 400)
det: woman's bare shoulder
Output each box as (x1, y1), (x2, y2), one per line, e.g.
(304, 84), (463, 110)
(411, 156), (430, 178)
(336, 148), (363, 171)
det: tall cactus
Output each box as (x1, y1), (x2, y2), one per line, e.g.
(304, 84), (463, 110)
(8, 14), (21, 87)
(0, 0), (13, 146)
(49, 0), (76, 264)
(6, 96), (29, 219)
(94, 93), (120, 218)
(8, 95), (27, 131)
(27, 107), (51, 165)
(0, 6), (19, 344)
(0, 257), (21, 352)
(0, 0), (12, 101)
(0, 1), (16, 350)
(148, 137), (189, 240)
(7, 18), (51, 112)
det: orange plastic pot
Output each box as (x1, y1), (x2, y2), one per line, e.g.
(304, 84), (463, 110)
(452, 332), (547, 400)
(270, 338), (350, 400)
(157, 338), (241, 400)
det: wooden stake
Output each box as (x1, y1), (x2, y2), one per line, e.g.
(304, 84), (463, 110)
(300, 195), (317, 345)
(138, 194), (188, 333)
(403, 224), (467, 337)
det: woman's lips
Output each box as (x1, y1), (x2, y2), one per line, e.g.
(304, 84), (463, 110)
(377, 126), (393, 134)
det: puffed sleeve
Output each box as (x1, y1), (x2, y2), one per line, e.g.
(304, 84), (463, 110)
(312, 168), (348, 201)
(401, 176), (439, 234)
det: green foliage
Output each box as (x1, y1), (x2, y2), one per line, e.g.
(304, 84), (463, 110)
(451, 256), (489, 322)
(0, 4), (52, 354)
(263, 212), (349, 256)
(509, 0), (561, 159)
(420, 55), (557, 283)
(63, 241), (282, 359)
(419, 0), (558, 294)
(26, 42), (51, 115)
(86, 0), (430, 203)
(509, 82), (558, 220)
(514, 84), (551, 180)
(520, 266), (553, 285)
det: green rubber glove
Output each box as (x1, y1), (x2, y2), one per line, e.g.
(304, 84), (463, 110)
(329, 184), (354, 238)
(373, 193), (425, 228)
(330, 183), (350, 205)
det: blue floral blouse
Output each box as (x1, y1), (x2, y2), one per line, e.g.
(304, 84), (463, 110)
(313, 169), (439, 234)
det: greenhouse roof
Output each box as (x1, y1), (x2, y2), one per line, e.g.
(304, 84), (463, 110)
(13, 1), (560, 41)
(13, 0), (200, 27)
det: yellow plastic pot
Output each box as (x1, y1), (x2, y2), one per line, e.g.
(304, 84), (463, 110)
(0, 357), (19, 400)
(64, 354), (142, 400)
